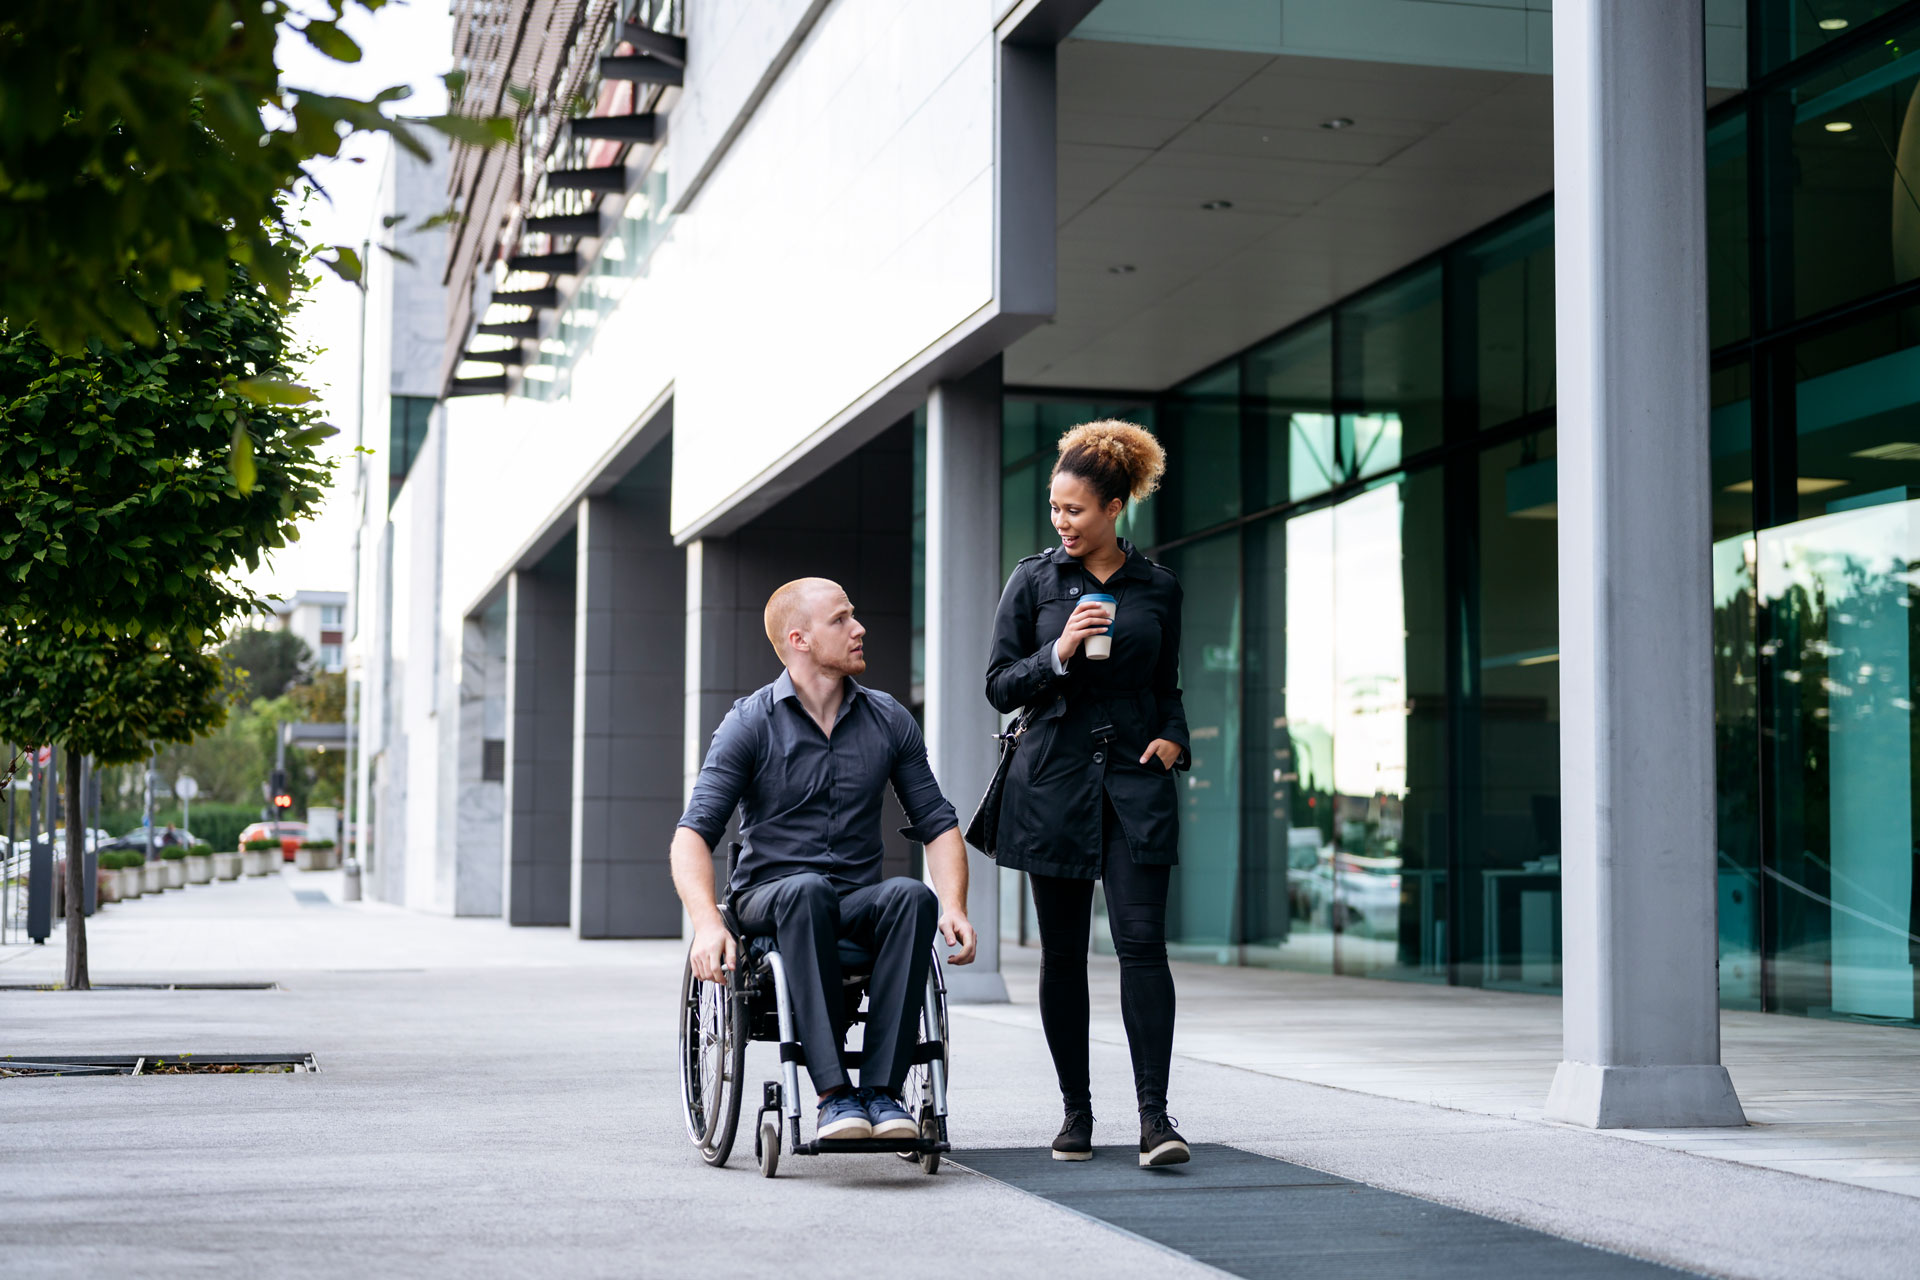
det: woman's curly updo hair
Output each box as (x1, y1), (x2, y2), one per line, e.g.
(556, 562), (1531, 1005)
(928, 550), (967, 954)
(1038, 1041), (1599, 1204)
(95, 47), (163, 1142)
(1052, 420), (1166, 509)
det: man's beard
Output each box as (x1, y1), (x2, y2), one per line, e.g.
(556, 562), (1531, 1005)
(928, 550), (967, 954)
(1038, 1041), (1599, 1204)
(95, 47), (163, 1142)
(822, 650), (867, 678)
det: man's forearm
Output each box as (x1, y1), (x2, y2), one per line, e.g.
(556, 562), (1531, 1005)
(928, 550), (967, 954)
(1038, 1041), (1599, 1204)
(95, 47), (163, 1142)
(924, 829), (970, 917)
(669, 827), (724, 927)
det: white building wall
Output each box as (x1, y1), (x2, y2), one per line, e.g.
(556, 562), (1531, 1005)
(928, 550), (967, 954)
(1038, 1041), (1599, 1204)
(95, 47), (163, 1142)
(669, 0), (998, 536)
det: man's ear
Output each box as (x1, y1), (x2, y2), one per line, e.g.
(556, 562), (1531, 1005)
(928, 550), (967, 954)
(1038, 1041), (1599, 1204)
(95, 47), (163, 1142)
(787, 628), (809, 654)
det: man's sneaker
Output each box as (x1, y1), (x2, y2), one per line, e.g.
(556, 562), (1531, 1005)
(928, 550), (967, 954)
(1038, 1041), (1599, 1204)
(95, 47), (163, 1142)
(1051, 1109), (1094, 1162)
(817, 1091), (872, 1141)
(861, 1088), (919, 1140)
(1139, 1112), (1190, 1167)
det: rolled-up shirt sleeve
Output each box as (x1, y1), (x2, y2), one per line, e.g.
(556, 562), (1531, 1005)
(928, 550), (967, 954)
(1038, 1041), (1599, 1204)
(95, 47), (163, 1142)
(677, 706), (758, 850)
(888, 707), (959, 845)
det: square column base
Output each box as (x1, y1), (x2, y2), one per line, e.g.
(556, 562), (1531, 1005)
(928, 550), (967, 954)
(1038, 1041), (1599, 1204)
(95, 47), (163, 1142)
(944, 970), (1009, 1004)
(1546, 1060), (1747, 1129)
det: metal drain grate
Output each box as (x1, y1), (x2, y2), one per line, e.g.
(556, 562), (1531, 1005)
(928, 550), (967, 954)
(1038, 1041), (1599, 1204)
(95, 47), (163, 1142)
(290, 890), (334, 908)
(0, 990), (278, 997)
(0, 1052), (317, 1077)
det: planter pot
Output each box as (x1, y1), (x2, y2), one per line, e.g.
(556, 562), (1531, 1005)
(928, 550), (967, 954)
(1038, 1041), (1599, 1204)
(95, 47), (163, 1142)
(213, 852), (242, 881)
(164, 860), (186, 889)
(142, 861), (165, 893)
(119, 867), (143, 899)
(295, 846), (317, 871)
(98, 873), (117, 905)
(185, 853), (213, 885)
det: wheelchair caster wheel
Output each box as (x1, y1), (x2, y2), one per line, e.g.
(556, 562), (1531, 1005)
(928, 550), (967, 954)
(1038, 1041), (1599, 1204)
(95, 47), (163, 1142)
(757, 1118), (781, 1178)
(918, 1117), (940, 1176)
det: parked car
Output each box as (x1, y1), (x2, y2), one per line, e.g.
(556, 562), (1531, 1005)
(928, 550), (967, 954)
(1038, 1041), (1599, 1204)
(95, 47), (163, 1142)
(237, 820), (309, 861)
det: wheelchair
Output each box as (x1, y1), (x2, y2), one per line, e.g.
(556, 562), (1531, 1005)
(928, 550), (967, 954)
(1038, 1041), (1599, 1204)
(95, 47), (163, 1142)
(677, 850), (951, 1178)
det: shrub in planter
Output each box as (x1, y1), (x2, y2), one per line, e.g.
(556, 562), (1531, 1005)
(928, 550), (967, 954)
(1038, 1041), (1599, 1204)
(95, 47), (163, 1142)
(242, 837), (277, 876)
(184, 841), (214, 885)
(159, 844), (188, 888)
(295, 839), (337, 871)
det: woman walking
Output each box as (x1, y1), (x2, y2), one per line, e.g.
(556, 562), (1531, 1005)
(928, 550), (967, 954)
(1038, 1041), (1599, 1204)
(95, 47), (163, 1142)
(985, 420), (1191, 1168)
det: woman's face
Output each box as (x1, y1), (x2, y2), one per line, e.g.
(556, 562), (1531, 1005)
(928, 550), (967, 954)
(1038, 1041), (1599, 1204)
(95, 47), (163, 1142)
(1049, 471), (1124, 559)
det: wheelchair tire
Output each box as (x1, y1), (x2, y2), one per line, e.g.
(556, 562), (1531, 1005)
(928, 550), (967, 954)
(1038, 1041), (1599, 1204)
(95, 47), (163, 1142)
(757, 1117), (781, 1179)
(918, 1115), (941, 1176)
(677, 953), (746, 1167)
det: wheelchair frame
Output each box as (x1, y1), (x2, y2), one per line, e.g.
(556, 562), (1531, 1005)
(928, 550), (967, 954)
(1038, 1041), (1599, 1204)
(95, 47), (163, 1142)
(677, 858), (950, 1178)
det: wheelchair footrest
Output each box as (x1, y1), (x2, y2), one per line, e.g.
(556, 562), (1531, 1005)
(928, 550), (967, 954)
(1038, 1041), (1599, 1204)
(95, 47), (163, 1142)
(798, 1137), (949, 1157)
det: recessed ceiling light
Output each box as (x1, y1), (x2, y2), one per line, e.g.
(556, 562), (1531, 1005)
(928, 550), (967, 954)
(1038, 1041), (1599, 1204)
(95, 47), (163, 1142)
(1108, 264), (1136, 275)
(1320, 117), (1355, 130)
(1819, 17), (1849, 30)
(1200, 199), (1233, 211)
(1826, 120), (1854, 132)
(1723, 478), (1850, 494)
(1854, 442), (1920, 461)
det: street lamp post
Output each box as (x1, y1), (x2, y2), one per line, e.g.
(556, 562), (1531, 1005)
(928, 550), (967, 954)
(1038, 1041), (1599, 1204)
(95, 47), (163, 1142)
(341, 234), (371, 903)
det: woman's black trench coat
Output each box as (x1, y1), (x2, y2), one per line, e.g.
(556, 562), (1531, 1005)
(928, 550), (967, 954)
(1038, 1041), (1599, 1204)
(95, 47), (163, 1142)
(984, 540), (1190, 878)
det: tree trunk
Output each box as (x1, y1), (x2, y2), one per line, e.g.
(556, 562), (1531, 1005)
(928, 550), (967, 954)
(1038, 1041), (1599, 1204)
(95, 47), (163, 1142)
(64, 744), (88, 990)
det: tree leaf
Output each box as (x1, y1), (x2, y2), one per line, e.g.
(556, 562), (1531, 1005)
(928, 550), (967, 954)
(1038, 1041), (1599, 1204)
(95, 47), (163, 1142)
(302, 20), (363, 64)
(233, 378), (320, 406)
(230, 423), (257, 495)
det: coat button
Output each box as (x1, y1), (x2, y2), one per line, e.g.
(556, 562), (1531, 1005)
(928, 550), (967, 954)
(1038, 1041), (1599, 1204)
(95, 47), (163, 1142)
(1069, 586), (1080, 595)
(1092, 751), (1105, 764)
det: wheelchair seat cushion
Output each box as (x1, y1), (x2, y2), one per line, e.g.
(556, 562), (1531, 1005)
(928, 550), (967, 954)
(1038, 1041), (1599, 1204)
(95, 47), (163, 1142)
(739, 932), (875, 976)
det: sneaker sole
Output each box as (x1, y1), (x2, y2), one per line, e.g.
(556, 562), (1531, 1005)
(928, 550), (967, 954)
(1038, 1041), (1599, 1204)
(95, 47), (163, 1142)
(1139, 1140), (1191, 1167)
(1051, 1148), (1094, 1162)
(870, 1118), (919, 1140)
(818, 1118), (874, 1141)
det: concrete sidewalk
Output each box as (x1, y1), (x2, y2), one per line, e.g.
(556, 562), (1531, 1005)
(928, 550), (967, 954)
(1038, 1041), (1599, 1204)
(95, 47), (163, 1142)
(2, 871), (1917, 1278)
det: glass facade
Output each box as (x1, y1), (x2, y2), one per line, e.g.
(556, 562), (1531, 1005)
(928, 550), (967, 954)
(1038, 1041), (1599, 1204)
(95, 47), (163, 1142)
(995, 3), (1920, 1024)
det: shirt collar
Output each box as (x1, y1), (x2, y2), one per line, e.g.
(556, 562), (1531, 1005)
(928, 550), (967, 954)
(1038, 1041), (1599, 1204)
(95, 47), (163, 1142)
(773, 668), (869, 720)
(1048, 537), (1153, 583)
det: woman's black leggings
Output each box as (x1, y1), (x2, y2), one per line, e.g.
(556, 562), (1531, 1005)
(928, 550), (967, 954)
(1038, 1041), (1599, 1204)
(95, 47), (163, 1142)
(1028, 796), (1175, 1115)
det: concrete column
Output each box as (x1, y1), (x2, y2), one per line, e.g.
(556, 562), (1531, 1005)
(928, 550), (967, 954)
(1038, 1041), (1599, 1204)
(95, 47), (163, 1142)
(571, 461), (686, 939)
(502, 566), (575, 927)
(1545, 0), (1745, 1128)
(451, 607), (506, 916)
(925, 359), (1008, 1002)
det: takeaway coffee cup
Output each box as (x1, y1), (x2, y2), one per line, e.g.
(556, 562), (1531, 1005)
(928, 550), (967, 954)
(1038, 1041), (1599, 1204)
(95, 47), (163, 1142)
(1081, 593), (1117, 660)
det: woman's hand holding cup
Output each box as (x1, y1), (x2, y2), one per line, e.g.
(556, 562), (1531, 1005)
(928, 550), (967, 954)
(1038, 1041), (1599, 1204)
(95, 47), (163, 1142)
(1054, 599), (1114, 666)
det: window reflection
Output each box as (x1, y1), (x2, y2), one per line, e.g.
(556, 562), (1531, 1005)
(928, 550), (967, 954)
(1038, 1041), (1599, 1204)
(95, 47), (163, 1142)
(1477, 434), (1562, 992)
(1338, 266), (1444, 472)
(1759, 503), (1920, 1022)
(1783, 28), (1920, 320)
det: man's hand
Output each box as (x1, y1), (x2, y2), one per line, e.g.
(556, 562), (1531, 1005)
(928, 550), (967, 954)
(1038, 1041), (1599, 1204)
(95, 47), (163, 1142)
(689, 917), (737, 983)
(939, 910), (977, 965)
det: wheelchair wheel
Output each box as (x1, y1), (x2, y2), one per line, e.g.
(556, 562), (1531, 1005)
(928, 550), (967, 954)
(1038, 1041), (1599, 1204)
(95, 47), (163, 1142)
(677, 954), (745, 1167)
(899, 958), (950, 1174)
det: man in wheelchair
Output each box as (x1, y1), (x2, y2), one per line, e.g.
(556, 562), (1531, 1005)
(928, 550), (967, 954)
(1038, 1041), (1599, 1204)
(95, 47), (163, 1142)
(671, 577), (977, 1146)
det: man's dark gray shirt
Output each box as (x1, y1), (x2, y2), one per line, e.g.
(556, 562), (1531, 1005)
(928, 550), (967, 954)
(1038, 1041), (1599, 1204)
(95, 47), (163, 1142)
(678, 670), (959, 894)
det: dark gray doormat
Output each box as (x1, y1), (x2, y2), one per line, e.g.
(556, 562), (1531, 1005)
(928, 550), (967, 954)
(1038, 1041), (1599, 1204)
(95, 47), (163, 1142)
(951, 1144), (1695, 1279)
(290, 889), (334, 908)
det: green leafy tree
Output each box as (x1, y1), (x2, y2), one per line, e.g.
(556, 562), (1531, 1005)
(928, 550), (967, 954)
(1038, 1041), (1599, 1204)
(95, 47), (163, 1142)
(0, 627), (228, 989)
(220, 627), (313, 702)
(0, 1), (508, 352)
(0, 266), (333, 640)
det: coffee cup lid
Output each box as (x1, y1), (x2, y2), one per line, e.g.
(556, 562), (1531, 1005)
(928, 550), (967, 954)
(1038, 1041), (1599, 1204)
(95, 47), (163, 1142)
(1081, 593), (1116, 603)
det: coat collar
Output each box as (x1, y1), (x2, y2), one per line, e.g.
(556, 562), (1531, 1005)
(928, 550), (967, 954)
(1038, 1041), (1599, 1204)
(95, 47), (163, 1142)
(1047, 537), (1154, 584)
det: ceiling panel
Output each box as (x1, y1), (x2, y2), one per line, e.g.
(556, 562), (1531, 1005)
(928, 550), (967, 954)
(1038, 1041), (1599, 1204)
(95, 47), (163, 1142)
(1008, 40), (1555, 391)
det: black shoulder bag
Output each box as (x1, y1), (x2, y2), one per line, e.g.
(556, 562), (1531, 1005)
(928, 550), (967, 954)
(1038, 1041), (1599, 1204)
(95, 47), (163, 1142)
(964, 706), (1037, 857)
